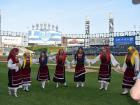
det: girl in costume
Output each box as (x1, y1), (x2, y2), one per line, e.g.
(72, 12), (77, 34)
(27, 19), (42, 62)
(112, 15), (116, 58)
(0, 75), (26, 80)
(53, 49), (67, 88)
(20, 52), (32, 92)
(91, 46), (120, 91)
(37, 51), (50, 89)
(121, 46), (139, 95)
(72, 47), (90, 88)
(7, 48), (22, 97)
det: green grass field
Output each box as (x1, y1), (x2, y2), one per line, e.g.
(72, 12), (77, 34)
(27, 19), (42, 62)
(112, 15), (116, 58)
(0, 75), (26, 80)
(0, 56), (139, 105)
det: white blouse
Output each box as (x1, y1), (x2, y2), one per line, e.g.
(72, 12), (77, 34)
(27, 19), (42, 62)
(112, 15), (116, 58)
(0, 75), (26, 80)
(91, 54), (119, 67)
(8, 59), (19, 72)
(19, 58), (39, 65)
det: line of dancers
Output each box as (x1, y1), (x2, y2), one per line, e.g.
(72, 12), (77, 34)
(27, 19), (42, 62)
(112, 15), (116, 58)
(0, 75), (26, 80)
(7, 46), (140, 97)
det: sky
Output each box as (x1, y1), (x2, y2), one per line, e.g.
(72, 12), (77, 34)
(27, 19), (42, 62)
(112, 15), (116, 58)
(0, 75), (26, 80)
(0, 0), (140, 34)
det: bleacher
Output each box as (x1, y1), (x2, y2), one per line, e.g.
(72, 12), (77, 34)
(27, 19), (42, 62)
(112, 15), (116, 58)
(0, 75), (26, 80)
(66, 45), (140, 56)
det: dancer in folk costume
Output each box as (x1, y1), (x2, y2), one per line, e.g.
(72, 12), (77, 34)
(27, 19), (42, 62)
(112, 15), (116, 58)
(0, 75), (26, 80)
(121, 46), (139, 95)
(91, 46), (120, 91)
(7, 48), (22, 97)
(37, 51), (50, 89)
(72, 47), (90, 88)
(53, 48), (67, 88)
(20, 52), (32, 92)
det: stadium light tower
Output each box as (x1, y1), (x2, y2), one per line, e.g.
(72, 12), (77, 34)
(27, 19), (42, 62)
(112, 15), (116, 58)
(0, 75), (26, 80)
(36, 23), (39, 30)
(40, 23), (43, 31)
(44, 22), (47, 31)
(52, 25), (55, 31)
(109, 12), (114, 34)
(32, 24), (35, 30)
(56, 25), (58, 32)
(85, 16), (90, 47)
(48, 24), (51, 31)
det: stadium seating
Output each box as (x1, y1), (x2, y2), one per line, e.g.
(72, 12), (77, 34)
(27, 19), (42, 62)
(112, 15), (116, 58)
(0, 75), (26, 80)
(66, 45), (140, 56)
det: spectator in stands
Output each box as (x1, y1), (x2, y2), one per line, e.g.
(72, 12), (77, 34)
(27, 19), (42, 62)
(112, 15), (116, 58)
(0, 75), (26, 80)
(7, 48), (22, 97)
(91, 46), (120, 91)
(121, 46), (139, 95)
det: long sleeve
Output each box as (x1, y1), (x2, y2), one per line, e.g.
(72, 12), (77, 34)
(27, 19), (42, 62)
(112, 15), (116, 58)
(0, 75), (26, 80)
(135, 56), (139, 72)
(71, 59), (76, 65)
(48, 56), (56, 62)
(8, 59), (19, 71)
(110, 54), (119, 67)
(65, 59), (69, 64)
(19, 59), (23, 65)
(91, 55), (100, 64)
(85, 56), (91, 66)
(32, 59), (39, 64)
(65, 59), (71, 68)
(85, 57), (90, 64)
(122, 62), (127, 72)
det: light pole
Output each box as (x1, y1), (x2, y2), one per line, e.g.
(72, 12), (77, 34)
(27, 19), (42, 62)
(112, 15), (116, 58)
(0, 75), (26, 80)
(109, 12), (114, 34)
(85, 16), (90, 47)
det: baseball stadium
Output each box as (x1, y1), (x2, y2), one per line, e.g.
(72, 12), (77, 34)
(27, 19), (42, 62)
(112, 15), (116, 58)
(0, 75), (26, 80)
(0, 0), (140, 105)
